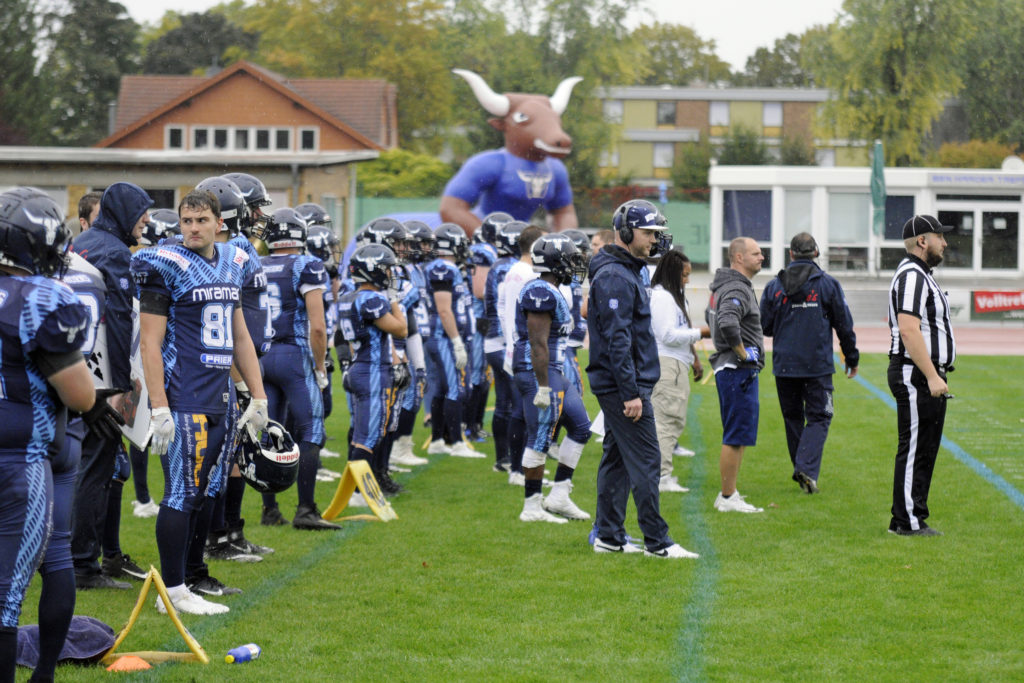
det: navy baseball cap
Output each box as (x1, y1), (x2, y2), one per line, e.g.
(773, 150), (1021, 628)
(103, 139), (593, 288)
(902, 215), (953, 239)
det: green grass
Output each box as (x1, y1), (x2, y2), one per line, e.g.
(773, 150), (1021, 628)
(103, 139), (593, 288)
(17, 353), (1024, 681)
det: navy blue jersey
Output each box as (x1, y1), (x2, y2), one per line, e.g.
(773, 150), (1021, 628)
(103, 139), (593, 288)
(324, 284), (339, 339)
(131, 243), (248, 414)
(229, 234), (271, 354)
(260, 253), (328, 345)
(512, 279), (573, 373)
(567, 276), (587, 346)
(484, 256), (515, 342)
(401, 264), (431, 338)
(0, 275), (89, 461)
(424, 258), (471, 338)
(337, 289), (392, 365)
(63, 254), (107, 361)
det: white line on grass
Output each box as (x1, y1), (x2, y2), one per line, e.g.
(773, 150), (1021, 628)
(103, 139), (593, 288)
(849, 358), (1024, 511)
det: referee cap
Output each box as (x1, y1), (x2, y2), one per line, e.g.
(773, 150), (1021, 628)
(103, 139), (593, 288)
(903, 214), (953, 239)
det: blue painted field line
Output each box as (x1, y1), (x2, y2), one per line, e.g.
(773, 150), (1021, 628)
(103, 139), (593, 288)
(675, 393), (715, 683)
(850, 357), (1024, 511)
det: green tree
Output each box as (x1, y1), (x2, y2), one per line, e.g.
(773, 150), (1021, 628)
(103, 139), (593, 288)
(779, 135), (816, 165)
(356, 148), (454, 197)
(141, 10), (258, 74)
(813, 0), (974, 166)
(733, 32), (819, 87)
(929, 139), (1015, 169)
(631, 22), (731, 85)
(41, 0), (140, 145)
(670, 134), (713, 201)
(0, 0), (48, 144)
(952, 1), (1024, 151)
(717, 125), (770, 165)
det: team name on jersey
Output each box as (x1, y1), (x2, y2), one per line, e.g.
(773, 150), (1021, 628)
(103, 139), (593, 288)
(251, 271), (267, 289)
(191, 286), (239, 303)
(262, 263), (285, 274)
(63, 273), (91, 285)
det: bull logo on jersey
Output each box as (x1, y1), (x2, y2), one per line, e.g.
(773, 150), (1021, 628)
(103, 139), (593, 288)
(516, 169), (553, 199)
(527, 292), (548, 309)
(24, 208), (62, 245)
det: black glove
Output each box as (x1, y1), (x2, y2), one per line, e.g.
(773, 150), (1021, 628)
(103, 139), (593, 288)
(82, 389), (126, 441)
(391, 362), (411, 393)
(325, 350), (336, 374)
(476, 317), (490, 335)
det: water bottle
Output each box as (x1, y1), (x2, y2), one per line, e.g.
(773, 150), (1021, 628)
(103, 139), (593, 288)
(225, 643), (261, 664)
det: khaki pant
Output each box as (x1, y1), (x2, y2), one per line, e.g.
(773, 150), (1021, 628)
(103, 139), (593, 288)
(652, 355), (692, 478)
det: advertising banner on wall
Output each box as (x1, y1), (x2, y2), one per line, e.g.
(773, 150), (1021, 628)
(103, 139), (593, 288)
(972, 290), (1024, 321)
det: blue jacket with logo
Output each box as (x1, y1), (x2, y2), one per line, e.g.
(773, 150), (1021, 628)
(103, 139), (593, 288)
(585, 245), (660, 400)
(72, 182), (153, 390)
(759, 259), (859, 377)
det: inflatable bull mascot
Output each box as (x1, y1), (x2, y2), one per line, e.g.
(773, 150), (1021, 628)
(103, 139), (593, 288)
(440, 69), (583, 237)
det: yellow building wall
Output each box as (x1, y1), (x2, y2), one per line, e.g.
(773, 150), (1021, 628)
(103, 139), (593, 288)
(730, 101), (762, 132)
(836, 147), (869, 166)
(623, 100), (657, 128)
(618, 142), (653, 178)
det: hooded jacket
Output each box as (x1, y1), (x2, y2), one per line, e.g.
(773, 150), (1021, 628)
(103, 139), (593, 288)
(585, 244), (660, 400)
(72, 182), (153, 391)
(759, 259), (859, 377)
(706, 266), (764, 372)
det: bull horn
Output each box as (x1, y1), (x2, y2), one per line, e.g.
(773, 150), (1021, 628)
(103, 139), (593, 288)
(549, 76), (583, 115)
(452, 69), (509, 117)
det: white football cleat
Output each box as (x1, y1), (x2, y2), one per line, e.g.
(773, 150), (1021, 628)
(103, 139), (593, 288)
(508, 471), (526, 486)
(131, 499), (159, 518)
(713, 491), (764, 513)
(673, 445), (696, 457)
(542, 481), (591, 520)
(156, 590), (229, 615)
(659, 475), (689, 493)
(519, 494), (568, 524)
(427, 440), (451, 455)
(449, 441), (484, 458)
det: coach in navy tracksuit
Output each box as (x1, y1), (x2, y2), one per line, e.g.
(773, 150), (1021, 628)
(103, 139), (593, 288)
(586, 199), (697, 559)
(71, 182), (153, 589)
(760, 233), (858, 494)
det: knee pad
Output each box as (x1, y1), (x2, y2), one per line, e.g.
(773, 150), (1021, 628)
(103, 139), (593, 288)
(557, 438), (586, 469)
(522, 447), (546, 469)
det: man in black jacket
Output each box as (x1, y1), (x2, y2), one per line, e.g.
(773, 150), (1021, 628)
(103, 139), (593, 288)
(760, 233), (859, 494)
(586, 199), (697, 559)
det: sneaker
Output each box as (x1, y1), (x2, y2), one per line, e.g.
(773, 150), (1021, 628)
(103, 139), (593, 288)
(319, 446), (342, 458)
(349, 492), (369, 507)
(229, 526), (274, 555)
(795, 471), (819, 494)
(102, 552), (148, 580)
(156, 589), (229, 616)
(388, 463), (412, 474)
(205, 537), (262, 563)
(391, 450), (429, 467)
(377, 470), (405, 495)
(493, 460), (510, 473)
(187, 574), (242, 596)
(465, 425), (489, 442)
(131, 499), (160, 518)
(713, 491), (764, 513)
(450, 441), (484, 458)
(292, 504), (342, 530)
(889, 525), (942, 537)
(427, 439), (451, 455)
(519, 494), (568, 524)
(593, 538), (642, 554)
(659, 475), (689, 493)
(673, 445), (696, 457)
(542, 481), (591, 520)
(76, 572), (131, 590)
(317, 467), (341, 481)
(508, 471), (525, 486)
(261, 506), (289, 526)
(645, 543), (700, 559)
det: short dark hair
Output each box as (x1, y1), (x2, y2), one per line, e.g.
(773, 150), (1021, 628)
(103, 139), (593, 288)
(78, 191), (101, 221)
(593, 229), (614, 247)
(519, 224), (548, 254)
(789, 232), (818, 258)
(178, 188), (221, 218)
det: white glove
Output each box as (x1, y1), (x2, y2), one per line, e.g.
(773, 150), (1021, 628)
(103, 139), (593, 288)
(149, 407), (174, 455)
(237, 397), (269, 441)
(451, 337), (468, 370)
(316, 370), (329, 390)
(533, 386), (552, 409)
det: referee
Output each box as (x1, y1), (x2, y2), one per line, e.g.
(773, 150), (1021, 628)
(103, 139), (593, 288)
(887, 214), (956, 537)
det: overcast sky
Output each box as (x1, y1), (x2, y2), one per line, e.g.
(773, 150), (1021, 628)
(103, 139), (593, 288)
(127, 0), (846, 72)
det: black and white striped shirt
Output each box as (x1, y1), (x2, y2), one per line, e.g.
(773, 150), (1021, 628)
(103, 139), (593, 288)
(888, 254), (956, 368)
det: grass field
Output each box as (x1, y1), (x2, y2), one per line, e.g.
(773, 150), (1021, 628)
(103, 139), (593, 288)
(17, 353), (1024, 681)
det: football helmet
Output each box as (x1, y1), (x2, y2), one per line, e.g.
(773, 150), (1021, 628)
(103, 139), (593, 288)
(306, 224), (338, 265)
(476, 211), (513, 246)
(223, 172), (272, 239)
(0, 187), (71, 277)
(495, 220), (528, 258)
(348, 243), (398, 290)
(236, 420), (300, 494)
(403, 220), (435, 263)
(433, 222), (469, 262)
(612, 199), (672, 255)
(530, 233), (585, 285)
(357, 217), (409, 262)
(560, 228), (592, 267)
(195, 176), (246, 235)
(295, 202), (332, 229)
(264, 208), (308, 250)
(138, 208), (180, 246)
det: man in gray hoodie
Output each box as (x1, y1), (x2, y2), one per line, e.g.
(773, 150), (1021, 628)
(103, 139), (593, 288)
(706, 237), (765, 513)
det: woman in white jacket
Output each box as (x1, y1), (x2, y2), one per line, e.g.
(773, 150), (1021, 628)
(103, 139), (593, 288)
(650, 250), (708, 492)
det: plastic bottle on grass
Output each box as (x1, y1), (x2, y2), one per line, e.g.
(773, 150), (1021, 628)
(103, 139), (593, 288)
(225, 643), (261, 663)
